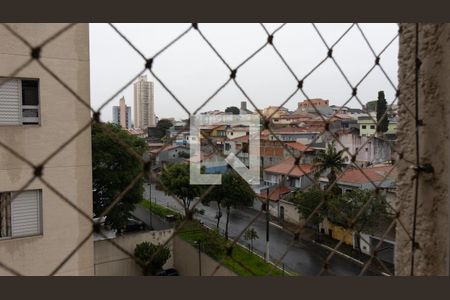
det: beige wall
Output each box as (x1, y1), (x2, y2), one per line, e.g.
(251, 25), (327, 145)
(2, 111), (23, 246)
(396, 23), (449, 275)
(0, 24), (93, 275)
(94, 229), (174, 276)
(173, 236), (236, 276)
(279, 200), (301, 225)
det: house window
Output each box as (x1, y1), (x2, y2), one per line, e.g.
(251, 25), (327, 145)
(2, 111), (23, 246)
(362, 125), (366, 129)
(0, 78), (40, 125)
(370, 125), (375, 129)
(225, 143), (231, 151)
(0, 190), (42, 239)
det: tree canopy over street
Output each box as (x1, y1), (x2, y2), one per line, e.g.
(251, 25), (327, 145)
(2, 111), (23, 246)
(92, 122), (148, 231)
(202, 170), (255, 239)
(160, 163), (205, 219)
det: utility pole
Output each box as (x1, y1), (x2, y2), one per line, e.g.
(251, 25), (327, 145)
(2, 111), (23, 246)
(144, 154), (153, 230)
(149, 182), (153, 230)
(265, 187), (270, 262)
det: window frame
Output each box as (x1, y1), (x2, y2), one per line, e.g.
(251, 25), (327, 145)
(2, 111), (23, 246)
(0, 77), (41, 126)
(0, 189), (43, 241)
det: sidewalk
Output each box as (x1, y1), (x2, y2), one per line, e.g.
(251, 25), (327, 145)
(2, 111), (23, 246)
(313, 233), (394, 276)
(271, 218), (394, 276)
(271, 218), (316, 241)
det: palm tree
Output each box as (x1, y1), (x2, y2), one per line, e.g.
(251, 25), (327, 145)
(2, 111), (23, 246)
(312, 141), (347, 193)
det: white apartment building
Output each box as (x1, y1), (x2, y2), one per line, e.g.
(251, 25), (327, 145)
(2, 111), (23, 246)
(133, 75), (155, 129)
(0, 24), (94, 275)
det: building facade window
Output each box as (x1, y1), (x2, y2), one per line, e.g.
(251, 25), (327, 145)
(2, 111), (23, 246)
(0, 78), (40, 125)
(370, 125), (375, 129)
(362, 125), (367, 129)
(0, 189), (42, 239)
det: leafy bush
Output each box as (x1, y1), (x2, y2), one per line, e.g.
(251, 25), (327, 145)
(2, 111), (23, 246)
(134, 241), (171, 275)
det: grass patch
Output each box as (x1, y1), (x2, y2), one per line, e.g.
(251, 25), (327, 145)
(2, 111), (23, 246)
(222, 244), (285, 276)
(139, 200), (182, 219)
(178, 220), (292, 276)
(138, 202), (294, 276)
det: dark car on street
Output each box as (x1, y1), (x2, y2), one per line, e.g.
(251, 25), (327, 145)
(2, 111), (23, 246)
(118, 217), (146, 233)
(155, 268), (179, 276)
(164, 214), (177, 222)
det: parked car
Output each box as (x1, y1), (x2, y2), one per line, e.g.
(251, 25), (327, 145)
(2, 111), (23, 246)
(155, 268), (179, 276)
(93, 215), (107, 226)
(118, 217), (146, 233)
(164, 214), (176, 222)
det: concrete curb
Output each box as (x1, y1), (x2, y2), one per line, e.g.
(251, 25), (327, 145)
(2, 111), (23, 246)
(311, 240), (391, 276)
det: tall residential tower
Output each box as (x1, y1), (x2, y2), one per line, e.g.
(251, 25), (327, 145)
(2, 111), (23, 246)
(133, 75), (155, 129)
(112, 97), (131, 129)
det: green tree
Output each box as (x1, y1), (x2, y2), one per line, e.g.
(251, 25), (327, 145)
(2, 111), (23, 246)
(243, 227), (259, 252)
(150, 119), (173, 140)
(134, 241), (171, 275)
(327, 189), (389, 234)
(200, 228), (227, 259)
(203, 171), (255, 239)
(376, 90), (389, 134)
(312, 142), (347, 195)
(160, 163), (204, 219)
(291, 186), (328, 228)
(92, 122), (148, 231)
(177, 151), (190, 159)
(225, 106), (240, 115)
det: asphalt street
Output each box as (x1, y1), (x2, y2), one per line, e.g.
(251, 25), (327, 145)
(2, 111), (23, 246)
(141, 183), (378, 276)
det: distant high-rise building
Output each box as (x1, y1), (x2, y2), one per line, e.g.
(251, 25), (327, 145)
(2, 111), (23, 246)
(112, 97), (131, 129)
(133, 75), (155, 129)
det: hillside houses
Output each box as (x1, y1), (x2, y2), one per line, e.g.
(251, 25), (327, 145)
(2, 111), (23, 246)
(144, 97), (398, 265)
(148, 97), (397, 179)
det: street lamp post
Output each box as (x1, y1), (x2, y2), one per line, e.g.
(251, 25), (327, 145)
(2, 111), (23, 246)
(195, 240), (202, 276)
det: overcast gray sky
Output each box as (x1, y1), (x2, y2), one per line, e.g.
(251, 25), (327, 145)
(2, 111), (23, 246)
(89, 23), (398, 122)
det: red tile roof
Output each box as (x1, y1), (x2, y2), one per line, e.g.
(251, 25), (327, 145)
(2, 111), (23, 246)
(286, 142), (314, 152)
(272, 126), (324, 134)
(229, 135), (249, 142)
(264, 157), (314, 177)
(338, 165), (397, 185)
(259, 185), (291, 201)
